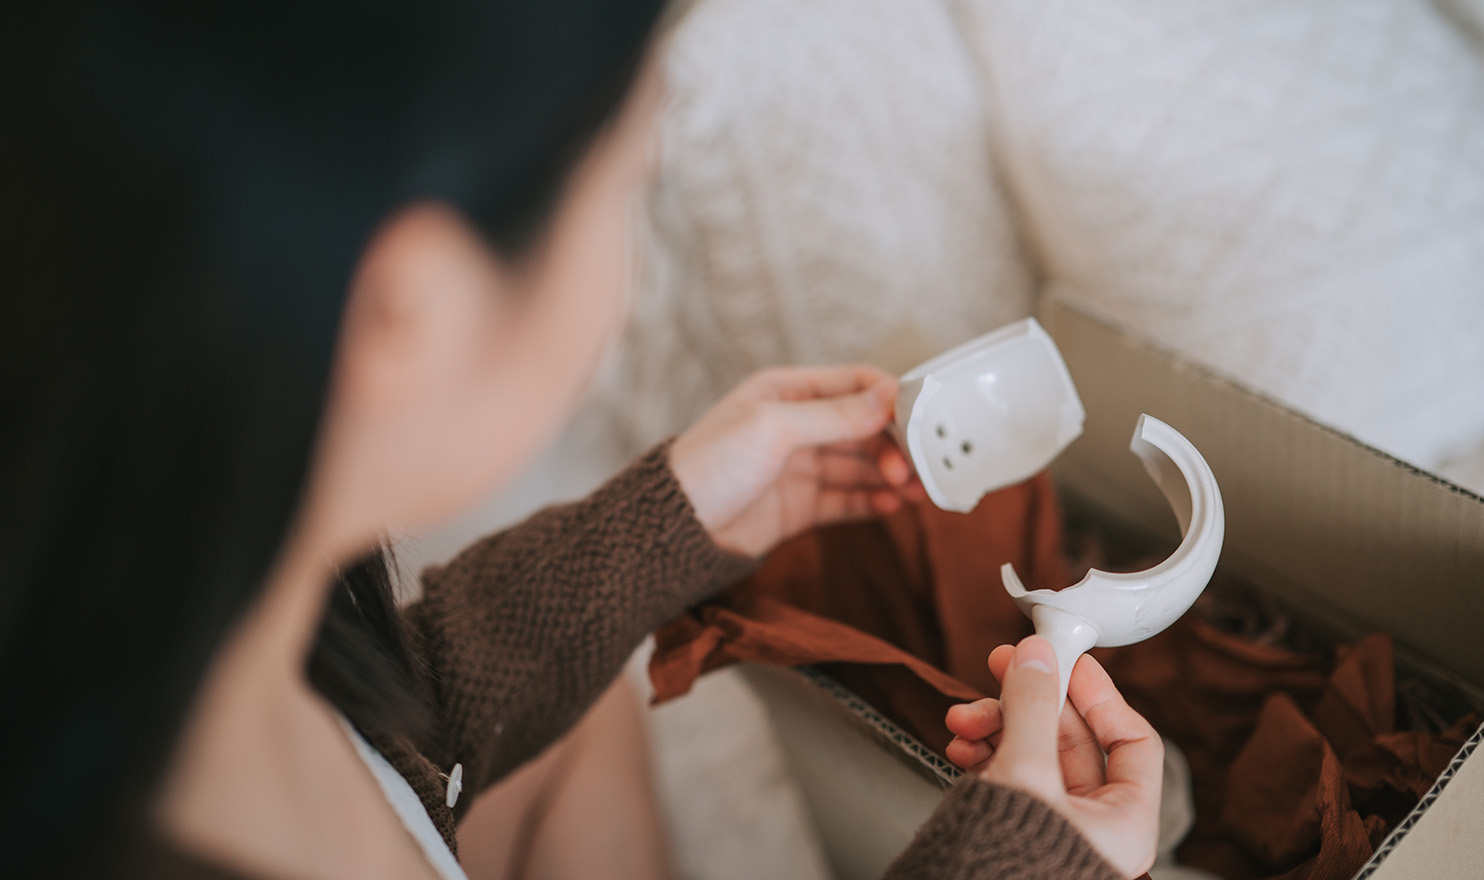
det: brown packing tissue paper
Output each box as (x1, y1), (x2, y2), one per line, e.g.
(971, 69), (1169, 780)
(649, 477), (1476, 879)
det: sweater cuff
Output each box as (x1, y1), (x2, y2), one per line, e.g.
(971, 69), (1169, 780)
(884, 778), (1122, 880)
(606, 439), (756, 610)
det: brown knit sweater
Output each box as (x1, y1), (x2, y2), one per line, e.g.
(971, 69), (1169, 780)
(145, 444), (1121, 880)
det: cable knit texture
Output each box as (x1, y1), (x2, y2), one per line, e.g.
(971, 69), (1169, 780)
(587, 0), (1036, 451)
(957, 0), (1484, 474)
(885, 778), (1121, 880)
(145, 444), (1117, 880)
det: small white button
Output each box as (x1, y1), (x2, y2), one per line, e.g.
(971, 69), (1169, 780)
(445, 763), (463, 809)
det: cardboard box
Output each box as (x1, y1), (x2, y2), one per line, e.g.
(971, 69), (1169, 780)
(738, 293), (1484, 879)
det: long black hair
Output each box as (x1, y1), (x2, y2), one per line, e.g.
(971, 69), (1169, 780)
(0, 1), (664, 875)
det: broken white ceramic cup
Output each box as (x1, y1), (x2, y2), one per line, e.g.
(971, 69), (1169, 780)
(894, 318), (1085, 513)
(1001, 414), (1225, 709)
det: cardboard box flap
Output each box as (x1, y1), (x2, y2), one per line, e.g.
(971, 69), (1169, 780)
(1041, 294), (1484, 689)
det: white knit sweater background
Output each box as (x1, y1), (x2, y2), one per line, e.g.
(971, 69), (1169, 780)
(589, 0), (1036, 452)
(958, 0), (1484, 479)
(588, 0), (1484, 492)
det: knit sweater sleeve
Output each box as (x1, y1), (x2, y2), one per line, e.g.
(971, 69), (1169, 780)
(883, 778), (1124, 880)
(401, 441), (752, 808)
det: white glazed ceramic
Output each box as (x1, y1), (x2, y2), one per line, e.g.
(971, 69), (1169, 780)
(894, 318), (1085, 513)
(1001, 414), (1225, 709)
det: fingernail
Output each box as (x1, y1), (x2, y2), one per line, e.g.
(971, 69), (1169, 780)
(1014, 636), (1056, 675)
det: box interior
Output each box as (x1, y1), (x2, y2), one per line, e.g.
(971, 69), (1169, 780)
(1041, 293), (1484, 880)
(742, 294), (1484, 880)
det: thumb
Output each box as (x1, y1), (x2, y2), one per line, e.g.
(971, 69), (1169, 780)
(769, 381), (894, 450)
(985, 636), (1064, 795)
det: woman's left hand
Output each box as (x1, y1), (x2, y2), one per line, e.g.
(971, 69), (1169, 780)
(669, 365), (926, 558)
(943, 639), (1164, 878)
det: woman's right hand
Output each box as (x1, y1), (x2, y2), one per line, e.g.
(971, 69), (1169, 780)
(943, 637), (1164, 879)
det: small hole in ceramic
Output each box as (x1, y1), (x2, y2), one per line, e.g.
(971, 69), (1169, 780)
(961, 441), (973, 455)
(942, 457), (953, 470)
(936, 424), (946, 438)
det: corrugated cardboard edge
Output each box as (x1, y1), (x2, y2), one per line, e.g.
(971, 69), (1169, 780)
(736, 664), (954, 880)
(1357, 721), (1484, 878)
(792, 667), (964, 790)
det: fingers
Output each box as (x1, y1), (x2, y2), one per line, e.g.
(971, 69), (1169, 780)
(875, 442), (928, 501)
(877, 442), (912, 485)
(816, 444), (924, 503)
(741, 365), (899, 453)
(946, 699), (1002, 740)
(1051, 659), (1110, 796)
(971, 646), (1162, 879)
(809, 487), (879, 525)
(987, 636), (1064, 793)
(989, 646), (1107, 796)
(945, 699), (1003, 772)
(987, 644), (1015, 683)
(829, 436), (926, 498)
(736, 366), (928, 500)
(810, 480), (914, 525)
(748, 364), (896, 401)
(1067, 655), (1163, 804)
(946, 736), (994, 772)
(816, 449), (892, 490)
(763, 382), (896, 451)
(869, 490), (904, 515)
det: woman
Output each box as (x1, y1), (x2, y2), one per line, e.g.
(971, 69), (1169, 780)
(0, 2), (1162, 878)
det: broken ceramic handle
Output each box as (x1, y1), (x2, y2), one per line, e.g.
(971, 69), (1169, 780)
(1001, 414), (1225, 710)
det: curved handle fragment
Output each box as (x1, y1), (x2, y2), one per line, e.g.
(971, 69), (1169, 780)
(1001, 414), (1224, 709)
